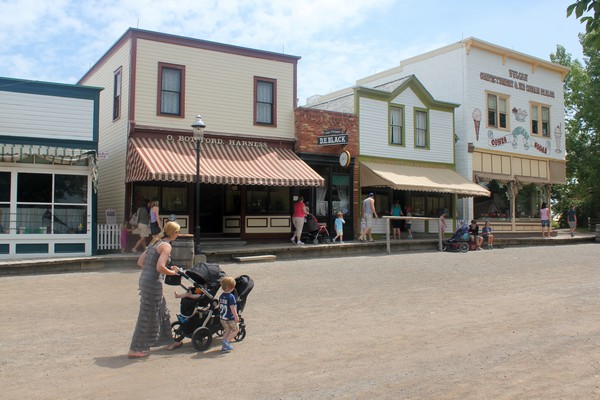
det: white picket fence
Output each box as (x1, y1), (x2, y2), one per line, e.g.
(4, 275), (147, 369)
(97, 224), (121, 250)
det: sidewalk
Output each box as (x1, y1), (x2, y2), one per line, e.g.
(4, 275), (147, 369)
(0, 229), (596, 276)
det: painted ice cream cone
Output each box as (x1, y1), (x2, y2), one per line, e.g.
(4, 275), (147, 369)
(472, 108), (482, 141)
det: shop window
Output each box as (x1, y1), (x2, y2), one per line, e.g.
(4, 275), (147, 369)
(246, 186), (289, 214)
(158, 63), (185, 117)
(474, 180), (511, 220)
(390, 106), (404, 145)
(407, 192), (452, 217)
(224, 186), (242, 215)
(132, 185), (187, 214)
(16, 172), (88, 234)
(515, 183), (545, 219)
(487, 92), (509, 130)
(531, 103), (550, 137)
(254, 77), (276, 126)
(0, 171), (9, 233)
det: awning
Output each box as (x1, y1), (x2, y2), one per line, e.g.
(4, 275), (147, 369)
(474, 172), (515, 183)
(361, 162), (490, 197)
(126, 137), (325, 187)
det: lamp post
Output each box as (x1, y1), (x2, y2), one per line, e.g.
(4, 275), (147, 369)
(191, 115), (206, 255)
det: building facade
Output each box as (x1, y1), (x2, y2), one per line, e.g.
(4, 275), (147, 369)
(78, 29), (323, 243)
(308, 75), (489, 236)
(329, 38), (568, 233)
(0, 77), (101, 258)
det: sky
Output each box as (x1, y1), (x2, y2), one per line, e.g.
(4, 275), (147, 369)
(0, 0), (589, 105)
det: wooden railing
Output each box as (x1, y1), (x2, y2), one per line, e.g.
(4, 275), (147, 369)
(97, 224), (121, 250)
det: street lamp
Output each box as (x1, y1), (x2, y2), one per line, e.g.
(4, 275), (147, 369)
(191, 115), (206, 255)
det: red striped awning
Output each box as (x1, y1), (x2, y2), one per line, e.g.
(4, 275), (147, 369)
(126, 137), (324, 187)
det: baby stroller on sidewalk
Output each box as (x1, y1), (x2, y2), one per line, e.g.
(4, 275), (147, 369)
(167, 262), (254, 351)
(443, 224), (470, 253)
(301, 214), (331, 244)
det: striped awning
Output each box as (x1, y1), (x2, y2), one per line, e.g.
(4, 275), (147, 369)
(126, 137), (325, 187)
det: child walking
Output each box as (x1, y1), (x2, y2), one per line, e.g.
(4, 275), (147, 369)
(219, 276), (240, 352)
(405, 207), (413, 240)
(120, 220), (131, 253)
(332, 212), (345, 243)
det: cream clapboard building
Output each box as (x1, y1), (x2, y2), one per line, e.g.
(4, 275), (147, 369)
(79, 29), (323, 244)
(308, 75), (489, 235)
(312, 38), (568, 233)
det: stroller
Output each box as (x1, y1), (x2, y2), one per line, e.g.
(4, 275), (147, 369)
(167, 262), (254, 351)
(443, 224), (470, 253)
(301, 214), (331, 244)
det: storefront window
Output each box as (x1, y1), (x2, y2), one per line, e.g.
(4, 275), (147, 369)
(0, 171), (9, 233)
(16, 172), (88, 234)
(407, 192), (452, 217)
(224, 186), (241, 215)
(474, 180), (511, 220)
(246, 186), (290, 214)
(331, 175), (350, 216)
(132, 185), (188, 214)
(515, 183), (544, 219)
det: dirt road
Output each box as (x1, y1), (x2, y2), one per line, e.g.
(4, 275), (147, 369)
(1, 243), (600, 399)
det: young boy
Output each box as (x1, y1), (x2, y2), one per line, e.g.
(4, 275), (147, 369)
(332, 211), (345, 243)
(219, 276), (240, 352)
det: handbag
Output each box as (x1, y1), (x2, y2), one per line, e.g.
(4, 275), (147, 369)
(150, 221), (161, 235)
(129, 211), (139, 227)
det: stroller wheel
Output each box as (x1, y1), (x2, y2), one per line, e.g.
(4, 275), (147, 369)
(442, 244), (448, 252)
(459, 242), (469, 253)
(191, 327), (212, 351)
(171, 321), (185, 342)
(234, 324), (247, 342)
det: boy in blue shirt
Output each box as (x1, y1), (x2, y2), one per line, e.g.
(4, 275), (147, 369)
(332, 212), (345, 243)
(219, 276), (240, 352)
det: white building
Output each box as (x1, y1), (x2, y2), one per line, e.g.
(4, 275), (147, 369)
(310, 38), (568, 234)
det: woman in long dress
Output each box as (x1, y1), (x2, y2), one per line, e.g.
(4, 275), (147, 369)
(127, 221), (182, 358)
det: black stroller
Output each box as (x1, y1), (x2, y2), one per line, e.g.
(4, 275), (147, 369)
(167, 262), (254, 351)
(301, 214), (331, 244)
(443, 224), (470, 253)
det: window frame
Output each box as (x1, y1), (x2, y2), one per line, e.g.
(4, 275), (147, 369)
(113, 67), (122, 121)
(486, 91), (510, 131)
(413, 108), (430, 149)
(254, 76), (277, 127)
(530, 103), (551, 137)
(389, 105), (405, 146)
(157, 63), (186, 118)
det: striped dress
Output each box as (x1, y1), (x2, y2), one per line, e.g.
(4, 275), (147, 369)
(129, 240), (174, 352)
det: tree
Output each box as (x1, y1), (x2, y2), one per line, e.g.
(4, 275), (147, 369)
(568, 1), (600, 49)
(551, 40), (600, 226)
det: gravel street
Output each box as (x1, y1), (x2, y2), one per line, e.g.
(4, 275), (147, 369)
(1, 243), (600, 399)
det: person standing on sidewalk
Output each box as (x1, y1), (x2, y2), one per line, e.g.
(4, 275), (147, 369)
(291, 196), (308, 245)
(540, 202), (551, 238)
(567, 205), (577, 237)
(361, 193), (378, 242)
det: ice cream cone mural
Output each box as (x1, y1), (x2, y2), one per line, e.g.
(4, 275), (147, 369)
(472, 108), (482, 140)
(554, 124), (562, 153)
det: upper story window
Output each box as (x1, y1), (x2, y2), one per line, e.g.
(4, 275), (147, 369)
(415, 109), (429, 148)
(254, 77), (276, 126)
(530, 103), (550, 136)
(113, 67), (122, 121)
(390, 106), (404, 145)
(158, 63), (185, 117)
(487, 92), (509, 130)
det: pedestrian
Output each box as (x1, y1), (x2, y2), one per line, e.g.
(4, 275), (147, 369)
(468, 219), (484, 250)
(482, 220), (494, 249)
(405, 206), (413, 240)
(391, 200), (403, 240)
(132, 199), (151, 252)
(567, 205), (577, 237)
(290, 195), (308, 245)
(540, 202), (551, 238)
(127, 221), (183, 358)
(219, 276), (240, 352)
(439, 209), (447, 238)
(120, 219), (131, 253)
(358, 218), (367, 242)
(149, 198), (162, 236)
(332, 211), (345, 243)
(361, 192), (378, 242)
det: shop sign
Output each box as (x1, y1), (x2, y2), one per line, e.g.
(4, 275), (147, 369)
(318, 129), (348, 146)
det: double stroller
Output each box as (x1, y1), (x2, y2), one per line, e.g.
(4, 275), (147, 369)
(442, 224), (470, 253)
(301, 213), (331, 244)
(167, 262), (254, 351)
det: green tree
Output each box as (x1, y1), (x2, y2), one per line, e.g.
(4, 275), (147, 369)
(568, 1), (600, 49)
(551, 40), (600, 226)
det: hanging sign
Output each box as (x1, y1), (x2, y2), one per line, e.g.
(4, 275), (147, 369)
(317, 129), (348, 146)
